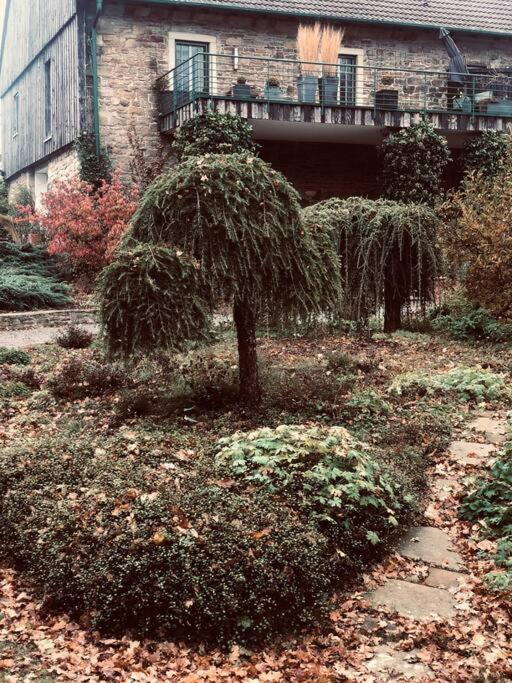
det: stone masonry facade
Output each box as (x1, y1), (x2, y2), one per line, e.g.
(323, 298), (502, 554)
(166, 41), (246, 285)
(96, 0), (512, 181)
(7, 147), (80, 204)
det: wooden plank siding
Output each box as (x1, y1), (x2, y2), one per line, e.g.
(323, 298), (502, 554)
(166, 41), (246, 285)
(0, 0), (77, 93)
(1, 18), (81, 179)
(1, 1), (81, 180)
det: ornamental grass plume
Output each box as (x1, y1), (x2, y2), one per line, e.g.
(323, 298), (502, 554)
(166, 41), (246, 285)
(297, 23), (322, 74)
(320, 25), (345, 76)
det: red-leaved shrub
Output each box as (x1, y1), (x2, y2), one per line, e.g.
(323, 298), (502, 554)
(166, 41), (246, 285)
(18, 177), (139, 282)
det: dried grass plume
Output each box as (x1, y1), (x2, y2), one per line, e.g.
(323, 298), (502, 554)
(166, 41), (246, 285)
(297, 23), (322, 74)
(320, 25), (345, 76)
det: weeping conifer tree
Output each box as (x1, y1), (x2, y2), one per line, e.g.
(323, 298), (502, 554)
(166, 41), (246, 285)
(99, 153), (339, 404)
(303, 197), (439, 332)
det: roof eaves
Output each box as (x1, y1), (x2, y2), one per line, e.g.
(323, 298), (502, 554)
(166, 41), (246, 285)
(123, 0), (512, 37)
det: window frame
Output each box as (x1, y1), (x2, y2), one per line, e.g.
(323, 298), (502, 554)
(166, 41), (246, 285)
(44, 57), (53, 140)
(337, 48), (365, 106)
(12, 91), (19, 138)
(168, 31), (218, 100)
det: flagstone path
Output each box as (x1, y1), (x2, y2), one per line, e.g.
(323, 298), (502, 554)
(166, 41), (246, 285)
(364, 411), (507, 680)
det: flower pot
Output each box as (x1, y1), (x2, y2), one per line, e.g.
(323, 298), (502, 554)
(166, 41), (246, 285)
(264, 86), (283, 100)
(233, 83), (251, 98)
(297, 74), (318, 104)
(319, 76), (339, 105)
(453, 96), (472, 114)
(487, 100), (512, 116)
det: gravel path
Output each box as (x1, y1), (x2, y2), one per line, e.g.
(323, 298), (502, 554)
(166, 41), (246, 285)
(0, 324), (99, 349)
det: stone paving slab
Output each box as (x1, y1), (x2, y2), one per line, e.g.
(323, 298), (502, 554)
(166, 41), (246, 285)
(365, 647), (435, 679)
(369, 579), (456, 620)
(448, 440), (496, 466)
(398, 526), (463, 570)
(466, 416), (509, 445)
(424, 567), (465, 590)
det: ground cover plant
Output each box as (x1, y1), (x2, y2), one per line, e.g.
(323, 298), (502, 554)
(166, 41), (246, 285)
(0, 242), (71, 312)
(0, 348), (30, 366)
(460, 413), (512, 592)
(0, 421), (415, 647)
(0, 325), (511, 678)
(388, 366), (508, 402)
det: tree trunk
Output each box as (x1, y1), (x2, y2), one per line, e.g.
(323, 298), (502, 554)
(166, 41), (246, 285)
(233, 298), (261, 405)
(384, 276), (402, 333)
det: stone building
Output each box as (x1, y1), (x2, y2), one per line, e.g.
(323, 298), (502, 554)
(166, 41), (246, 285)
(1, 0), (512, 204)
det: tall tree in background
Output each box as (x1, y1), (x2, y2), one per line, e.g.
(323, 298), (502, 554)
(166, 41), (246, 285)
(380, 120), (451, 204)
(442, 136), (512, 318)
(376, 120), (450, 329)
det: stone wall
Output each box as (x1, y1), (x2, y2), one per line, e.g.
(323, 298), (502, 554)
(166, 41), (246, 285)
(97, 0), (512, 179)
(47, 148), (80, 187)
(0, 308), (98, 332)
(7, 172), (33, 203)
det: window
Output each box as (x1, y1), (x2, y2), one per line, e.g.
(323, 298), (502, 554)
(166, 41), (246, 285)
(174, 40), (209, 106)
(44, 58), (52, 138)
(34, 166), (49, 211)
(13, 92), (19, 137)
(339, 54), (357, 105)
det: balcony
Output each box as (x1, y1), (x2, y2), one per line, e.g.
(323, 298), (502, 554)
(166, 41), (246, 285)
(156, 54), (512, 142)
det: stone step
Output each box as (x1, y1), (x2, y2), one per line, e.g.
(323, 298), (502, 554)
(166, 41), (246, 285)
(398, 526), (464, 571)
(448, 440), (496, 466)
(424, 567), (466, 589)
(365, 646), (435, 680)
(466, 416), (509, 445)
(369, 579), (456, 620)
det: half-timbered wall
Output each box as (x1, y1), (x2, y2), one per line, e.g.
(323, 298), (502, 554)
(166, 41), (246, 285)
(1, 0), (80, 179)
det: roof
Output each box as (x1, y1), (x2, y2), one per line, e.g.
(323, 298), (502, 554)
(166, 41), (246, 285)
(158, 0), (512, 35)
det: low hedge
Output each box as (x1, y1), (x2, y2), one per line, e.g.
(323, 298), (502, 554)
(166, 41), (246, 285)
(0, 425), (415, 646)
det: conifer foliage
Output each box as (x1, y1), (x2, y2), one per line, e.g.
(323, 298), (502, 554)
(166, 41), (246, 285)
(99, 152), (338, 403)
(303, 197), (439, 332)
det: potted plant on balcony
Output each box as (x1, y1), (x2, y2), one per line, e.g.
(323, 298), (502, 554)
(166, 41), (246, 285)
(233, 76), (252, 99)
(296, 23), (321, 103)
(319, 25), (344, 105)
(453, 90), (472, 114)
(264, 77), (282, 99)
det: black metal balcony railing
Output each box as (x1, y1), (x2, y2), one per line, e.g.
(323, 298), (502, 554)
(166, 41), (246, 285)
(156, 53), (512, 121)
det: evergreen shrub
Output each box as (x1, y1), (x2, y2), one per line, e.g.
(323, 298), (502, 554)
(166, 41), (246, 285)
(172, 112), (258, 160)
(55, 325), (94, 350)
(0, 424), (414, 646)
(0, 243), (71, 312)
